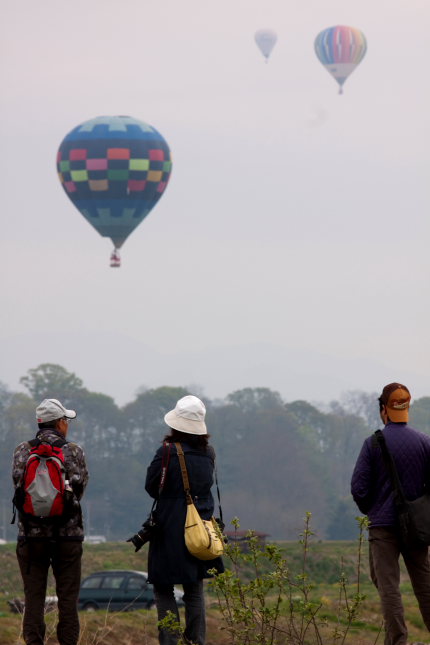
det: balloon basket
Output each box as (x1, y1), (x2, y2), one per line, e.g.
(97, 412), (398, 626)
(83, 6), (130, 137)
(110, 249), (121, 268)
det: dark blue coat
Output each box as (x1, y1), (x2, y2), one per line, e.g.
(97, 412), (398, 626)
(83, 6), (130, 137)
(145, 441), (224, 585)
(351, 423), (430, 527)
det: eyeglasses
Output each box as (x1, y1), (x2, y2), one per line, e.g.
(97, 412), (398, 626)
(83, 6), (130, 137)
(62, 417), (72, 424)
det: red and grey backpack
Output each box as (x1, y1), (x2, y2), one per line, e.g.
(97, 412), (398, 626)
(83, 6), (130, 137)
(13, 437), (70, 521)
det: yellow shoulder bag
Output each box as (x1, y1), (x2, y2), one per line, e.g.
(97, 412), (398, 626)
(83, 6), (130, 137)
(175, 443), (224, 561)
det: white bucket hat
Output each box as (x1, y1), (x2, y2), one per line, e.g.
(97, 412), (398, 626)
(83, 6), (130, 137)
(36, 398), (77, 423)
(164, 395), (207, 435)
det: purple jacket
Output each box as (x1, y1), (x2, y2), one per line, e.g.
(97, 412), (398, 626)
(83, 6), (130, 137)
(351, 423), (430, 527)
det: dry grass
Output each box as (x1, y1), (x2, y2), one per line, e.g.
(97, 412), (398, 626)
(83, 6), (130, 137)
(1, 602), (429, 645)
(1, 541), (430, 644)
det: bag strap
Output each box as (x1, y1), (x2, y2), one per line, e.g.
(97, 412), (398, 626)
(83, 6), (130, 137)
(149, 441), (172, 517)
(175, 443), (193, 505)
(374, 429), (407, 508)
(175, 443), (223, 523)
(213, 455), (223, 526)
(159, 441), (171, 497)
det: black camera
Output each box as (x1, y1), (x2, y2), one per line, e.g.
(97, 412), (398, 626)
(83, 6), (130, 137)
(127, 516), (157, 552)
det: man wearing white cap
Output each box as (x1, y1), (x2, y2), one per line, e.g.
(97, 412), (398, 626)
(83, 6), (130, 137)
(12, 398), (88, 645)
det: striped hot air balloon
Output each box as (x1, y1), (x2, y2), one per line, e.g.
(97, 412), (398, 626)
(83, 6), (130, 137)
(314, 26), (367, 94)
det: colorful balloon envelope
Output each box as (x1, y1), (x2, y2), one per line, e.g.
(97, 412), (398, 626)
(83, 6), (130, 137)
(314, 26), (367, 94)
(254, 29), (277, 62)
(57, 115), (172, 266)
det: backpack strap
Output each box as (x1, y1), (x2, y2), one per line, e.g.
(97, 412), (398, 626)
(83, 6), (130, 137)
(52, 438), (67, 448)
(11, 438), (41, 523)
(34, 432), (68, 447)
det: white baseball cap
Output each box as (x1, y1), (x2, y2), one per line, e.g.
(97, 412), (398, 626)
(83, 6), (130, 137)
(164, 395), (207, 435)
(36, 398), (77, 423)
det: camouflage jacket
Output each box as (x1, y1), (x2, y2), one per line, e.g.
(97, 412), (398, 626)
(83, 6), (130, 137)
(12, 428), (89, 540)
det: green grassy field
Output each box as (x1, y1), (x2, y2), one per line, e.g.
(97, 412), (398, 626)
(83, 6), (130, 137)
(1, 540), (429, 645)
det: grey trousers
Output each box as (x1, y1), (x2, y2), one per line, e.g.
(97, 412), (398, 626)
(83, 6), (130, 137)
(369, 526), (430, 645)
(154, 580), (206, 645)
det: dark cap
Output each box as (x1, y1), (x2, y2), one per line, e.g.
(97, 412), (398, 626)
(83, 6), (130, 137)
(379, 383), (411, 423)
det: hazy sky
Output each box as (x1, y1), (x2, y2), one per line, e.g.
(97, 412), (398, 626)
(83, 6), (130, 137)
(2, 0), (429, 406)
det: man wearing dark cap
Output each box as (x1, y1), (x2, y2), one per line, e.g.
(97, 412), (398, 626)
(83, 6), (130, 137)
(351, 383), (430, 645)
(12, 398), (88, 645)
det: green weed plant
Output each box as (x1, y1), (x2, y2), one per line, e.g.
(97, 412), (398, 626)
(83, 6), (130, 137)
(159, 513), (371, 645)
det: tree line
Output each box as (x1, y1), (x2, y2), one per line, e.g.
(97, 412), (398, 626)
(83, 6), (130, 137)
(2, 363), (430, 541)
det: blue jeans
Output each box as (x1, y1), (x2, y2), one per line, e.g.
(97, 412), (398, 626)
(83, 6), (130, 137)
(154, 581), (206, 645)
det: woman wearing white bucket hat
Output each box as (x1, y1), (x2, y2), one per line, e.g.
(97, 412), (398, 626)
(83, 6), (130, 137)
(144, 395), (224, 645)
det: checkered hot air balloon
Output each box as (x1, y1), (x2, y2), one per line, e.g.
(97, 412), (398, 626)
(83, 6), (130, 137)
(57, 116), (172, 267)
(314, 26), (367, 94)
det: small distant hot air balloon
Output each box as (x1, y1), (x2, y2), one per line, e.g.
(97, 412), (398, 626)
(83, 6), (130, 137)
(314, 26), (367, 94)
(57, 115), (172, 267)
(254, 29), (277, 62)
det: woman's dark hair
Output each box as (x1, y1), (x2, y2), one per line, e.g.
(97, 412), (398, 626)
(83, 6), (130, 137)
(164, 428), (210, 450)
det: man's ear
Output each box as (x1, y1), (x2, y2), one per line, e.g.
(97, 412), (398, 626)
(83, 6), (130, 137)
(55, 418), (67, 435)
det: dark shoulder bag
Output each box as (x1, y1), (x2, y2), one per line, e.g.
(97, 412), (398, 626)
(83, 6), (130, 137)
(374, 429), (430, 547)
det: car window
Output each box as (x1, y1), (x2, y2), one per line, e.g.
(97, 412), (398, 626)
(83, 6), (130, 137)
(126, 576), (147, 591)
(81, 576), (103, 589)
(100, 576), (125, 590)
